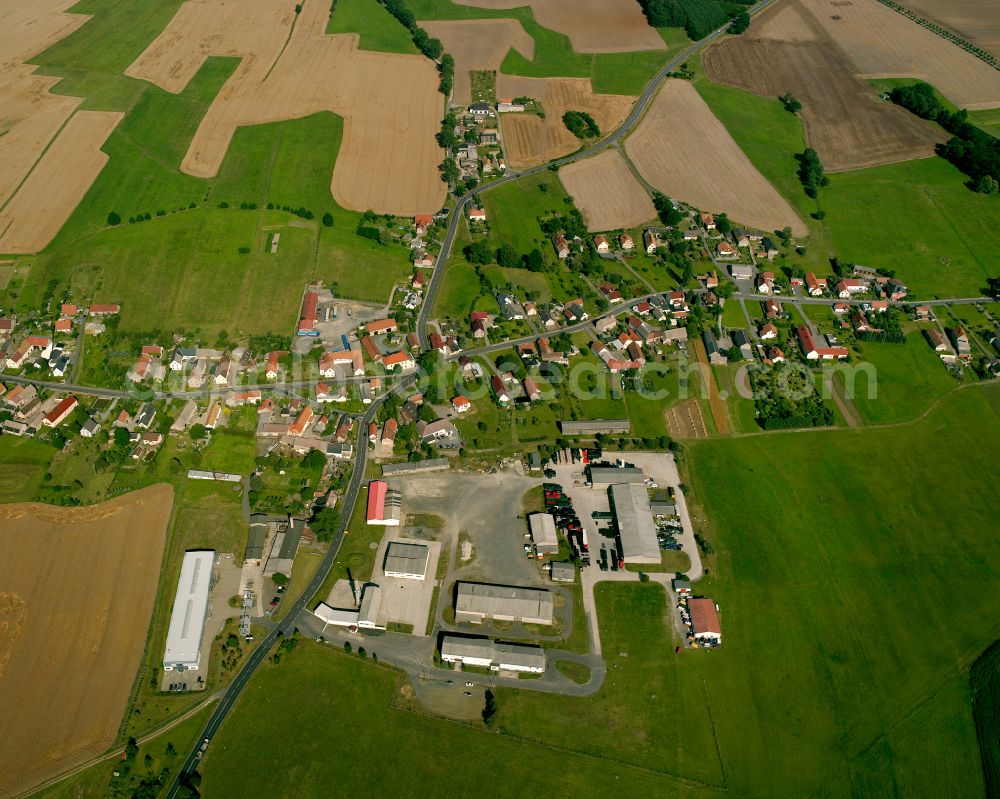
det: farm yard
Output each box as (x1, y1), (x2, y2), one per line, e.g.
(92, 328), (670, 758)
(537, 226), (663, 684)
(126, 0), (445, 215)
(452, 0), (666, 54)
(557, 150), (656, 232)
(420, 18), (534, 106)
(626, 79), (807, 236)
(498, 76), (634, 168)
(702, 0), (944, 172)
(0, 485), (173, 799)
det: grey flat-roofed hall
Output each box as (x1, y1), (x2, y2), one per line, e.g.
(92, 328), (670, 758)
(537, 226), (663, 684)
(383, 541), (430, 580)
(609, 482), (661, 564)
(454, 582), (554, 625)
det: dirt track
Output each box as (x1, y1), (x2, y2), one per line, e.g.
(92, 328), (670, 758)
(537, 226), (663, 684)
(127, 0), (446, 215)
(558, 149), (655, 232)
(421, 19), (534, 106)
(0, 485), (173, 799)
(497, 75), (634, 169)
(703, 1), (944, 173)
(626, 79), (807, 236)
(799, 0), (1000, 109)
(452, 0), (666, 53)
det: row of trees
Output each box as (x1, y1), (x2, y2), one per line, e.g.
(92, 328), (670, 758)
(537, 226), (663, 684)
(795, 148), (829, 199)
(463, 240), (545, 272)
(889, 82), (1000, 194)
(379, 0), (443, 59)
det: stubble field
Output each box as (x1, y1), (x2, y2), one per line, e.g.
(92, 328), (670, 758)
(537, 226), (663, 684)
(626, 79), (806, 235)
(420, 18), (534, 106)
(557, 149), (656, 231)
(798, 0), (1000, 109)
(904, 0), (1000, 59)
(127, 0), (445, 215)
(452, 0), (666, 53)
(703, 1), (943, 172)
(0, 485), (173, 799)
(498, 76), (634, 168)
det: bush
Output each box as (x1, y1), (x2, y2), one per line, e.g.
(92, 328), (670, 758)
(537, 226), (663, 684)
(322, 212), (334, 227)
(562, 110), (600, 140)
(107, 211), (121, 226)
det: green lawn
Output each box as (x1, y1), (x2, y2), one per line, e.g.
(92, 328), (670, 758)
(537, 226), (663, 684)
(849, 332), (960, 424)
(694, 68), (1000, 299)
(327, 0), (419, 54)
(483, 171), (572, 254)
(0, 436), (55, 502)
(408, 0), (689, 95)
(721, 298), (747, 328)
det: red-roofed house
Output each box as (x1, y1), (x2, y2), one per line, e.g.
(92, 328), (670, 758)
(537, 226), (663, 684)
(451, 396), (471, 413)
(759, 323), (778, 340)
(414, 214), (433, 235)
(805, 273), (827, 296)
(768, 347), (786, 363)
(381, 418), (398, 445)
(89, 303), (120, 316)
(594, 235), (610, 254)
(619, 233), (634, 251)
(383, 350), (415, 371)
(835, 279), (868, 298)
(60, 304), (78, 318)
(468, 207), (486, 222)
(367, 319), (397, 335)
(289, 406), (314, 436)
(491, 375), (510, 404)
(43, 395), (78, 428)
(689, 598), (722, 644)
(54, 318), (72, 334)
(796, 326), (848, 360)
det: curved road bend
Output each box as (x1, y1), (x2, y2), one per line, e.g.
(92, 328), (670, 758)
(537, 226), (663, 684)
(417, 0), (779, 347)
(165, 1), (791, 791)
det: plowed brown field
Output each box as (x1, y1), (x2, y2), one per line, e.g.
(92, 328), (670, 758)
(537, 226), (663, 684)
(127, 0), (445, 215)
(558, 149), (655, 232)
(799, 0), (1000, 109)
(703, 1), (943, 172)
(0, 485), (173, 799)
(453, 0), (665, 53)
(626, 80), (806, 235)
(905, 0), (1000, 60)
(421, 19), (533, 106)
(497, 75), (634, 168)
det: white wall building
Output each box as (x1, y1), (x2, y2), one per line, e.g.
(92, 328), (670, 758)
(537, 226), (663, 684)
(163, 550), (215, 671)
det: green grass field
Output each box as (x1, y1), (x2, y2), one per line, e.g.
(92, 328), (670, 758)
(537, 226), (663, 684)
(0, 436), (55, 502)
(849, 332), (960, 425)
(482, 171), (572, 254)
(327, 0), (419, 54)
(970, 640), (1000, 797)
(198, 385), (999, 798)
(407, 0), (689, 95)
(693, 69), (1000, 299)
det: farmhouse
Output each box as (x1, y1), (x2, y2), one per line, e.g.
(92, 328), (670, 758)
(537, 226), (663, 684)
(383, 350), (415, 371)
(383, 541), (430, 580)
(468, 206), (487, 222)
(454, 582), (554, 625)
(528, 512), (559, 555)
(796, 326), (848, 360)
(367, 318), (397, 335)
(835, 279), (868, 298)
(298, 290), (319, 336)
(89, 303), (120, 316)
(163, 550), (215, 671)
(805, 273), (827, 296)
(366, 480), (402, 526)
(440, 636), (546, 673)
(689, 597), (722, 645)
(42, 395), (77, 428)
(609, 482), (661, 564)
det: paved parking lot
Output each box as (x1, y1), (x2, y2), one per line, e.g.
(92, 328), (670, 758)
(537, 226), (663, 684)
(371, 534), (441, 635)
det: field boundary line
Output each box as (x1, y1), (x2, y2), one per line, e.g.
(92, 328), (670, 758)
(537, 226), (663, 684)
(873, 0), (1000, 71)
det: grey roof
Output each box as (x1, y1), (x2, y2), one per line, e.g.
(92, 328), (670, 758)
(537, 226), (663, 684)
(245, 519), (267, 561)
(528, 513), (558, 549)
(455, 582), (554, 624)
(702, 331), (719, 356)
(440, 635), (546, 671)
(381, 458), (450, 476)
(610, 483), (661, 564)
(559, 418), (630, 434)
(550, 561), (576, 582)
(384, 541), (430, 577)
(732, 329), (750, 347)
(650, 501), (677, 517)
(589, 466), (644, 486)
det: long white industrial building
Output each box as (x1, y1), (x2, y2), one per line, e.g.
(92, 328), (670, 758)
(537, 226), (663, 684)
(440, 635), (546, 673)
(163, 550), (215, 671)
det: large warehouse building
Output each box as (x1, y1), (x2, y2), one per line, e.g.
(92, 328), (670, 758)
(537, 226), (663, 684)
(440, 635), (546, 673)
(559, 418), (630, 435)
(588, 466), (645, 489)
(163, 550), (215, 672)
(383, 541), (430, 580)
(454, 581), (554, 625)
(609, 482), (661, 564)
(528, 512), (559, 555)
(366, 480), (402, 526)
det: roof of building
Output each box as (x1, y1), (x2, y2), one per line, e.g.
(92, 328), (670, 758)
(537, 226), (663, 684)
(589, 466), (644, 485)
(358, 584), (382, 627)
(689, 597), (722, 637)
(455, 582), (554, 623)
(559, 418), (630, 434)
(610, 482), (661, 563)
(384, 541), (430, 577)
(550, 561), (576, 582)
(163, 551), (215, 667)
(440, 635), (546, 671)
(528, 513), (558, 549)
(246, 519), (267, 561)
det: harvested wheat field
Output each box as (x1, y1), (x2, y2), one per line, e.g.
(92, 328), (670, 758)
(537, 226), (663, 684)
(666, 398), (708, 439)
(905, 0), (1000, 59)
(0, 485), (173, 799)
(128, 0), (445, 215)
(497, 75), (634, 168)
(703, 1), (943, 172)
(799, 0), (1000, 109)
(420, 19), (534, 106)
(0, 0), (91, 209)
(0, 111), (123, 254)
(558, 150), (655, 232)
(453, 0), (665, 53)
(626, 80), (806, 236)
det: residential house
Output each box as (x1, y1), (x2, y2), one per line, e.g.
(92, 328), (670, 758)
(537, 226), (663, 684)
(414, 214), (433, 236)
(552, 234), (570, 259)
(469, 102), (490, 116)
(731, 229), (750, 248)
(702, 331), (727, 365)
(949, 326), (972, 360)
(135, 403), (156, 429)
(764, 298), (781, 319)
(523, 378), (542, 402)
(468, 207), (487, 223)
(54, 318), (72, 334)
(759, 323), (778, 341)
(80, 417), (100, 437)
(43, 395), (78, 428)
(381, 418), (398, 446)
(924, 328), (948, 353)
(835, 279), (868, 298)
(833, 302), (849, 315)
(760, 237), (779, 261)
(757, 271), (775, 294)
(619, 233), (634, 251)
(491, 375), (510, 405)
(599, 283), (623, 304)
(643, 229), (659, 254)
(768, 347), (786, 364)
(716, 241), (737, 259)
(413, 251), (433, 269)
(796, 326), (848, 360)
(805, 273), (827, 296)
(594, 235), (610, 254)
(452, 396), (471, 413)
(367, 318), (397, 335)
(383, 350), (415, 371)
(701, 213), (716, 230)
(884, 278), (908, 301)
